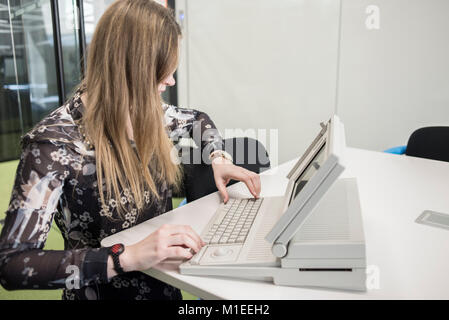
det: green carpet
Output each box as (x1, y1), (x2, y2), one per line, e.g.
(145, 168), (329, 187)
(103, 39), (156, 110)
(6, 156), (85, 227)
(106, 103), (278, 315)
(0, 161), (197, 300)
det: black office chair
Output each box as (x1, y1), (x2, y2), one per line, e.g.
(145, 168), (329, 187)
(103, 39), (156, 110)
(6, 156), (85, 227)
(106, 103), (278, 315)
(177, 137), (271, 203)
(405, 127), (449, 163)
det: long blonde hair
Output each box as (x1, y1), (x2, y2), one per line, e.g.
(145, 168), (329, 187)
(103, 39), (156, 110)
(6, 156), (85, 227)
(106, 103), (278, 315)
(81, 0), (182, 217)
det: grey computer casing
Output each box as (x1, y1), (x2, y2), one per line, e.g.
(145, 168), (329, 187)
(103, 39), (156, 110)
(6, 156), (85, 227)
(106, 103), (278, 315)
(179, 116), (367, 291)
(271, 177), (366, 291)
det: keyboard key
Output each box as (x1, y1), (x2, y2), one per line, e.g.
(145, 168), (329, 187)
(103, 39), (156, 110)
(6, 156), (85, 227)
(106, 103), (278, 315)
(203, 198), (264, 246)
(236, 236), (246, 243)
(210, 236), (221, 244)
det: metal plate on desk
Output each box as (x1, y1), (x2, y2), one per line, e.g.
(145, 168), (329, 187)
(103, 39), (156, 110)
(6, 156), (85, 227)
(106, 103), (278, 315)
(416, 211), (449, 231)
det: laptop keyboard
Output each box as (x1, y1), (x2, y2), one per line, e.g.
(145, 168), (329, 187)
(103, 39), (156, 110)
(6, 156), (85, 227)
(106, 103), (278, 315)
(203, 198), (264, 245)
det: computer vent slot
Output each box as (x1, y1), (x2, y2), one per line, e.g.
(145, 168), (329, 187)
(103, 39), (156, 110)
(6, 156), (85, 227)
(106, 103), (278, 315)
(247, 209), (279, 260)
(296, 210), (350, 241)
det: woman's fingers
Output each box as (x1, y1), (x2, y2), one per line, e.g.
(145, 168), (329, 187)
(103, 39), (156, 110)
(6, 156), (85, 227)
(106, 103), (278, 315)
(161, 224), (205, 247)
(245, 174), (258, 198)
(165, 246), (193, 260)
(242, 170), (261, 198)
(167, 234), (201, 253)
(216, 179), (230, 204)
(212, 159), (262, 202)
(249, 171), (261, 197)
(220, 167), (261, 199)
(234, 169), (258, 198)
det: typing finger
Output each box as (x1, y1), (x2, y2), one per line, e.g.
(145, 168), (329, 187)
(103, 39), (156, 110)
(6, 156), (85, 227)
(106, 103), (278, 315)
(167, 234), (201, 253)
(241, 170), (258, 198)
(250, 172), (261, 197)
(166, 225), (205, 247)
(216, 179), (230, 204)
(165, 246), (193, 260)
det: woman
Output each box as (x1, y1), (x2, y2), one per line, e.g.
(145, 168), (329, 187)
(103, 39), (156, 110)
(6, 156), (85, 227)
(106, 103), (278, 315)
(0, 0), (260, 300)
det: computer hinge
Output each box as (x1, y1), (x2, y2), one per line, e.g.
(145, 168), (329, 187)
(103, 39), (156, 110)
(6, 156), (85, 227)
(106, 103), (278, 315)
(272, 243), (288, 258)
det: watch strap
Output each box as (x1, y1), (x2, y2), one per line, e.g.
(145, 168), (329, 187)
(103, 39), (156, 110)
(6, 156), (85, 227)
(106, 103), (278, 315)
(109, 244), (125, 275)
(209, 150), (233, 163)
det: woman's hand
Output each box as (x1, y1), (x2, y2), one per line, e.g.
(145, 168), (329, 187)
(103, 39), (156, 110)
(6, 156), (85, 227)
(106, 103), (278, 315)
(211, 157), (261, 204)
(109, 224), (205, 278)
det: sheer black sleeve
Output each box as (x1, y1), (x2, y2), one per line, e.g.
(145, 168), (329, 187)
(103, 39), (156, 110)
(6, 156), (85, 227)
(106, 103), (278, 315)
(163, 104), (225, 162)
(0, 141), (109, 290)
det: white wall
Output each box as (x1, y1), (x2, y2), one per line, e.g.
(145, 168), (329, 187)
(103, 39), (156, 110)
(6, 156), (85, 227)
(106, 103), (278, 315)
(176, 0), (340, 165)
(175, 0), (449, 164)
(338, 0), (449, 151)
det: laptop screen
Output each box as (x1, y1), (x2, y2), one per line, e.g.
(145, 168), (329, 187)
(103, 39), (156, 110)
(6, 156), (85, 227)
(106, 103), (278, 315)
(288, 143), (327, 205)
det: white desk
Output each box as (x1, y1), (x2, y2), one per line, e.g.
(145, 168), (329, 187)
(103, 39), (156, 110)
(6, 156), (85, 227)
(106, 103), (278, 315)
(102, 147), (449, 300)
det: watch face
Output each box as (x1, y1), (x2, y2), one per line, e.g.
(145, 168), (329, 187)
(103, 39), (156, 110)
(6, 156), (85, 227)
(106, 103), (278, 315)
(111, 244), (124, 255)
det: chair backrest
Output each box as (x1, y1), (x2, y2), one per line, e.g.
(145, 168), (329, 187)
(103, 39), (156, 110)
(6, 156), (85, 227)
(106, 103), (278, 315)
(405, 127), (449, 163)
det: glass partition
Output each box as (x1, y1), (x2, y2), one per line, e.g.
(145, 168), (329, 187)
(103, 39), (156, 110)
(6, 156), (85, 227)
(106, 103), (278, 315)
(58, 0), (82, 100)
(0, 0), (60, 161)
(0, 0), (178, 162)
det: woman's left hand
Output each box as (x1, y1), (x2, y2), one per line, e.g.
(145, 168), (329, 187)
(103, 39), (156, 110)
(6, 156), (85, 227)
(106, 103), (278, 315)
(211, 157), (261, 204)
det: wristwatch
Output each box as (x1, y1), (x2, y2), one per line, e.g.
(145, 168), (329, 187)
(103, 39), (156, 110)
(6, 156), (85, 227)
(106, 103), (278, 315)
(108, 243), (125, 275)
(209, 150), (233, 163)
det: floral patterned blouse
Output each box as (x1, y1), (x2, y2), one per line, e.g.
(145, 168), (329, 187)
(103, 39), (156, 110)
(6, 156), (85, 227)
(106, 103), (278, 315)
(0, 89), (224, 300)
